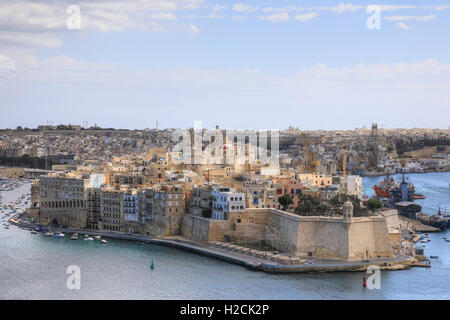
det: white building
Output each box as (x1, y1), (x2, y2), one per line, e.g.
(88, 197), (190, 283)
(339, 175), (363, 198)
(211, 186), (245, 220)
(123, 190), (139, 222)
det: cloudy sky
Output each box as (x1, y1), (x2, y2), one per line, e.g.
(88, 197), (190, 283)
(0, 0), (449, 130)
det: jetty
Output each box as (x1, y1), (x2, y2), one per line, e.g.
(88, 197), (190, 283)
(399, 216), (441, 233)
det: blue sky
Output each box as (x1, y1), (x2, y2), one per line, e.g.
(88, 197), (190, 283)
(0, 0), (449, 130)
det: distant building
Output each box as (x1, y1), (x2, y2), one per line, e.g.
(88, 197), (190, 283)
(211, 186), (245, 220)
(38, 174), (90, 228)
(100, 188), (123, 232)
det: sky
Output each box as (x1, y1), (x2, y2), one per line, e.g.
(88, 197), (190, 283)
(0, 0), (449, 130)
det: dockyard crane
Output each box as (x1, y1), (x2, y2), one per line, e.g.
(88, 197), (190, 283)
(301, 133), (320, 173)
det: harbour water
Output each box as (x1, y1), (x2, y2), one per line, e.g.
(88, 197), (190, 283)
(1, 173), (450, 300)
(362, 171), (450, 214)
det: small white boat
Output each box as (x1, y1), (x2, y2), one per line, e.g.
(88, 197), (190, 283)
(95, 236), (101, 240)
(55, 232), (65, 238)
(84, 237), (94, 241)
(101, 240), (108, 244)
(31, 230), (37, 234)
(44, 232), (53, 236)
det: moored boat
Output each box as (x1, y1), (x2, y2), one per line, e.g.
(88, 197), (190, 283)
(416, 211), (448, 231)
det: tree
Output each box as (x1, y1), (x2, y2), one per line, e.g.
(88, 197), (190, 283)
(329, 194), (369, 217)
(367, 198), (382, 211)
(295, 194), (321, 216)
(278, 194), (293, 211)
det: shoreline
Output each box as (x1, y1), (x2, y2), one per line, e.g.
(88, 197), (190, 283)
(360, 169), (450, 177)
(9, 214), (416, 274)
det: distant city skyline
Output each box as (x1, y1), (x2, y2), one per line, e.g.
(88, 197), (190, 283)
(2, 121), (449, 131)
(1, 0), (450, 130)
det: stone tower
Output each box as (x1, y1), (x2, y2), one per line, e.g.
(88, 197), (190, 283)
(343, 200), (354, 221)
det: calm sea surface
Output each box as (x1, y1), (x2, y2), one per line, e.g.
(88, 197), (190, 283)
(1, 172), (449, 300)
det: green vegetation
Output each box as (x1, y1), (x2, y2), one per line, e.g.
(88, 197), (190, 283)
(278, 194), (293, 211)
(295, 194), (369, 217)
(367, 198), (382, 211)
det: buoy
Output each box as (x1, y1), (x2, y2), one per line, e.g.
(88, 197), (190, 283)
(150, 259), (154, 270)
(363, 273), (367, 288)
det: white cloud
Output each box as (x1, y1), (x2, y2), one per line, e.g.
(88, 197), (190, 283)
(294, 12), (318, 22)
(184, 14), (223, 19)
(0, 54), (17, 76)
(428, 5), (450, 11)
(0, 31), (62, 48)
(385, 15), (436, 22)
(297, 59), (450, 80)
(187, 23), (200, 34)
(377, 5), (417, 12)
(150, 12), (176, 20)
(233, 3), (259, 12)
(332, 3), (363, 14)
(212, 4), (226, 14)
(262, 5), (302, 13)
(259, 12), (289, 22)
(396, 22), (411, 30)
(0, 0), (203, 34)
(313, 3), (363, 14)
(4, 59), (449, 129)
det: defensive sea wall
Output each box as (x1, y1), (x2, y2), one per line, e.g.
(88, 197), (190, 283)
(181, 208), (394, 261)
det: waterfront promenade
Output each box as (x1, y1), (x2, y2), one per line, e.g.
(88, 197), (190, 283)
(9, 213), (415, 274)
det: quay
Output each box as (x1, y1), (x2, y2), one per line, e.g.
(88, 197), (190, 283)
(399, 216), (441, 233)
(9, 213), (416, 274)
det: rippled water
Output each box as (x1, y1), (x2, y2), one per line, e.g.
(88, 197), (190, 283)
(1, 174), (449, 300)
